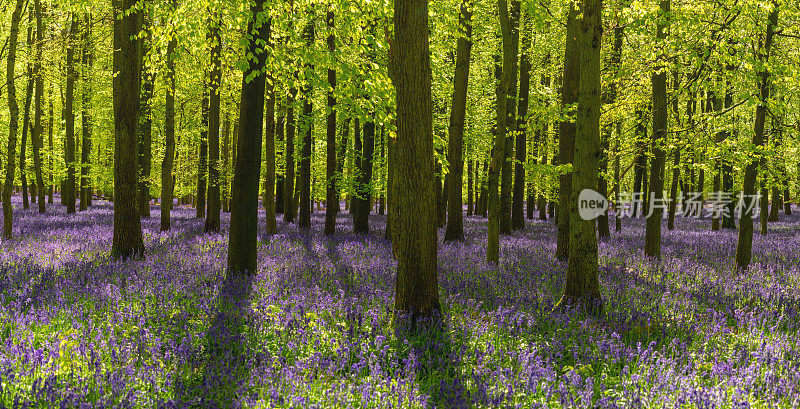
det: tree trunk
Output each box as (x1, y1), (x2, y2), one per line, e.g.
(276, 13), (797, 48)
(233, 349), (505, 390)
(111, 0), (145, 258)
(644, 0), (669, 259)
(467, 159), (474, 216)
(500, 0), (520, 235)
(275, 115), (285, 214)
(298, 16), (315, 229)
(32, 0), (47, 213)
(511, 11), (529, 231)
(391, 0), (440, 320)
(160, 5), (176, 232)
(353, 120), (374, 233)
(79, 13), (93, 212)
(558, 0), (603, 312)
(443, 1), (473, 241)
(258, 83), (276, 234)
(555, 2), (579, 261)
(487, 0), (515, 264)
(3, 0), (25, 238)
(64, 16), (78, 214)
(284, 88), (297, 223)
(138, 14), (153, 218)
(204, 17), (222, 233)
(324, 9), (337, 236)
(195, 89), (208, 219)
(228, 10), (269, 276)
(736, 1), (778, 269)
(21, 16), (34, 211)
(222, 115), (230, 213)
(48, 88), (54, 204)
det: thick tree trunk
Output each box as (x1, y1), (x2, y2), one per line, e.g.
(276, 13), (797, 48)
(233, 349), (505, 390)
(511, 12), (529, 231)
(160, 9), (176, 232)
(111, 0), (145, 258)
(557, 0), (603, 312)
(391, 0), (440, 320)
(324, 9), (337, 236)
(555, 2), (580, 261)
(32, 0), (47, 213)
(736, 2), (778, 269)
(3, 0), (25, 238)
(228, 10), (269, 276)
(205, 18), (222, 233)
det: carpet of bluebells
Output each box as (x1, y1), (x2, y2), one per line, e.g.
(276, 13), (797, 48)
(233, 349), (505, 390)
(2, 195), (800, 408)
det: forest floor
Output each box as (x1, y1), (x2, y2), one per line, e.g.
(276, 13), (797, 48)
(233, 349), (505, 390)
(1, 195), (799, 407)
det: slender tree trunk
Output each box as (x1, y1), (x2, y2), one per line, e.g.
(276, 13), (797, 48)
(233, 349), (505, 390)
(48, 88), (54, 204)
(324, 9), (338, 236)
(137, 14), (154, 218)
(555, 2), (580, 261)
(335, 116), (349, 212)
(64, 16), (78, 214)
(298, 16), (315, 229)
(443, 0), (473, 241)
(284, 88), (297, 223)
(228, 9), (269, 276)
(467, 159), (474, 216)
(511, 11), (529, 231)
(487, 0), (514, 264)
(160, 6), (176, 232)
(353, 120), (374, 233)
(644, 0), (669, 259)
(204, 17), (222, 232)
(263, 70), (276, 235)
(736, 1), (778, 269)
(222, 115), (230, 212)
(195, 89), (209, 218)
(111, 0), (145, 258)
(275, 115), (285, 215)
(613, 122), (621, 231)
(32, 0), (47, 213)
(21, 17), (34, 211)
(79, 13), (93, 212)
(500, 0), (520, 235)
(558, 0), (603, 312)
(391, 0), (440, 320)
(3, 0), (25, 238)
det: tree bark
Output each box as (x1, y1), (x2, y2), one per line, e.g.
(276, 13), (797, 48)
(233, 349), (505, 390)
(284, 88), (297, 223)
(228, 9), (269, 276)
(511, 11), (529, 231)
(500, 0), (520, 235)
(736, 1), (778, 269)
(353, 120), (374, 233)
(443, 1), (472, 241)
(262, 76), (277, 235)
(324, 9), (338, 236)
(138, 14), (154, 218)
(79, 13), (93, 212)
(3, 0), (25, 238)
(557, 0), (603, 313)
(391, 0), (440, 320)
(32, 0), (47, 213)
(298, 16), (315, 229)
(111, 0), (145, 259)
(161, 4), (177, 232)
(204, 17), (222, 233)
(555, 2), (580, 261)
(64, 16), (78, 214)
(275, 115), (285, 215)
